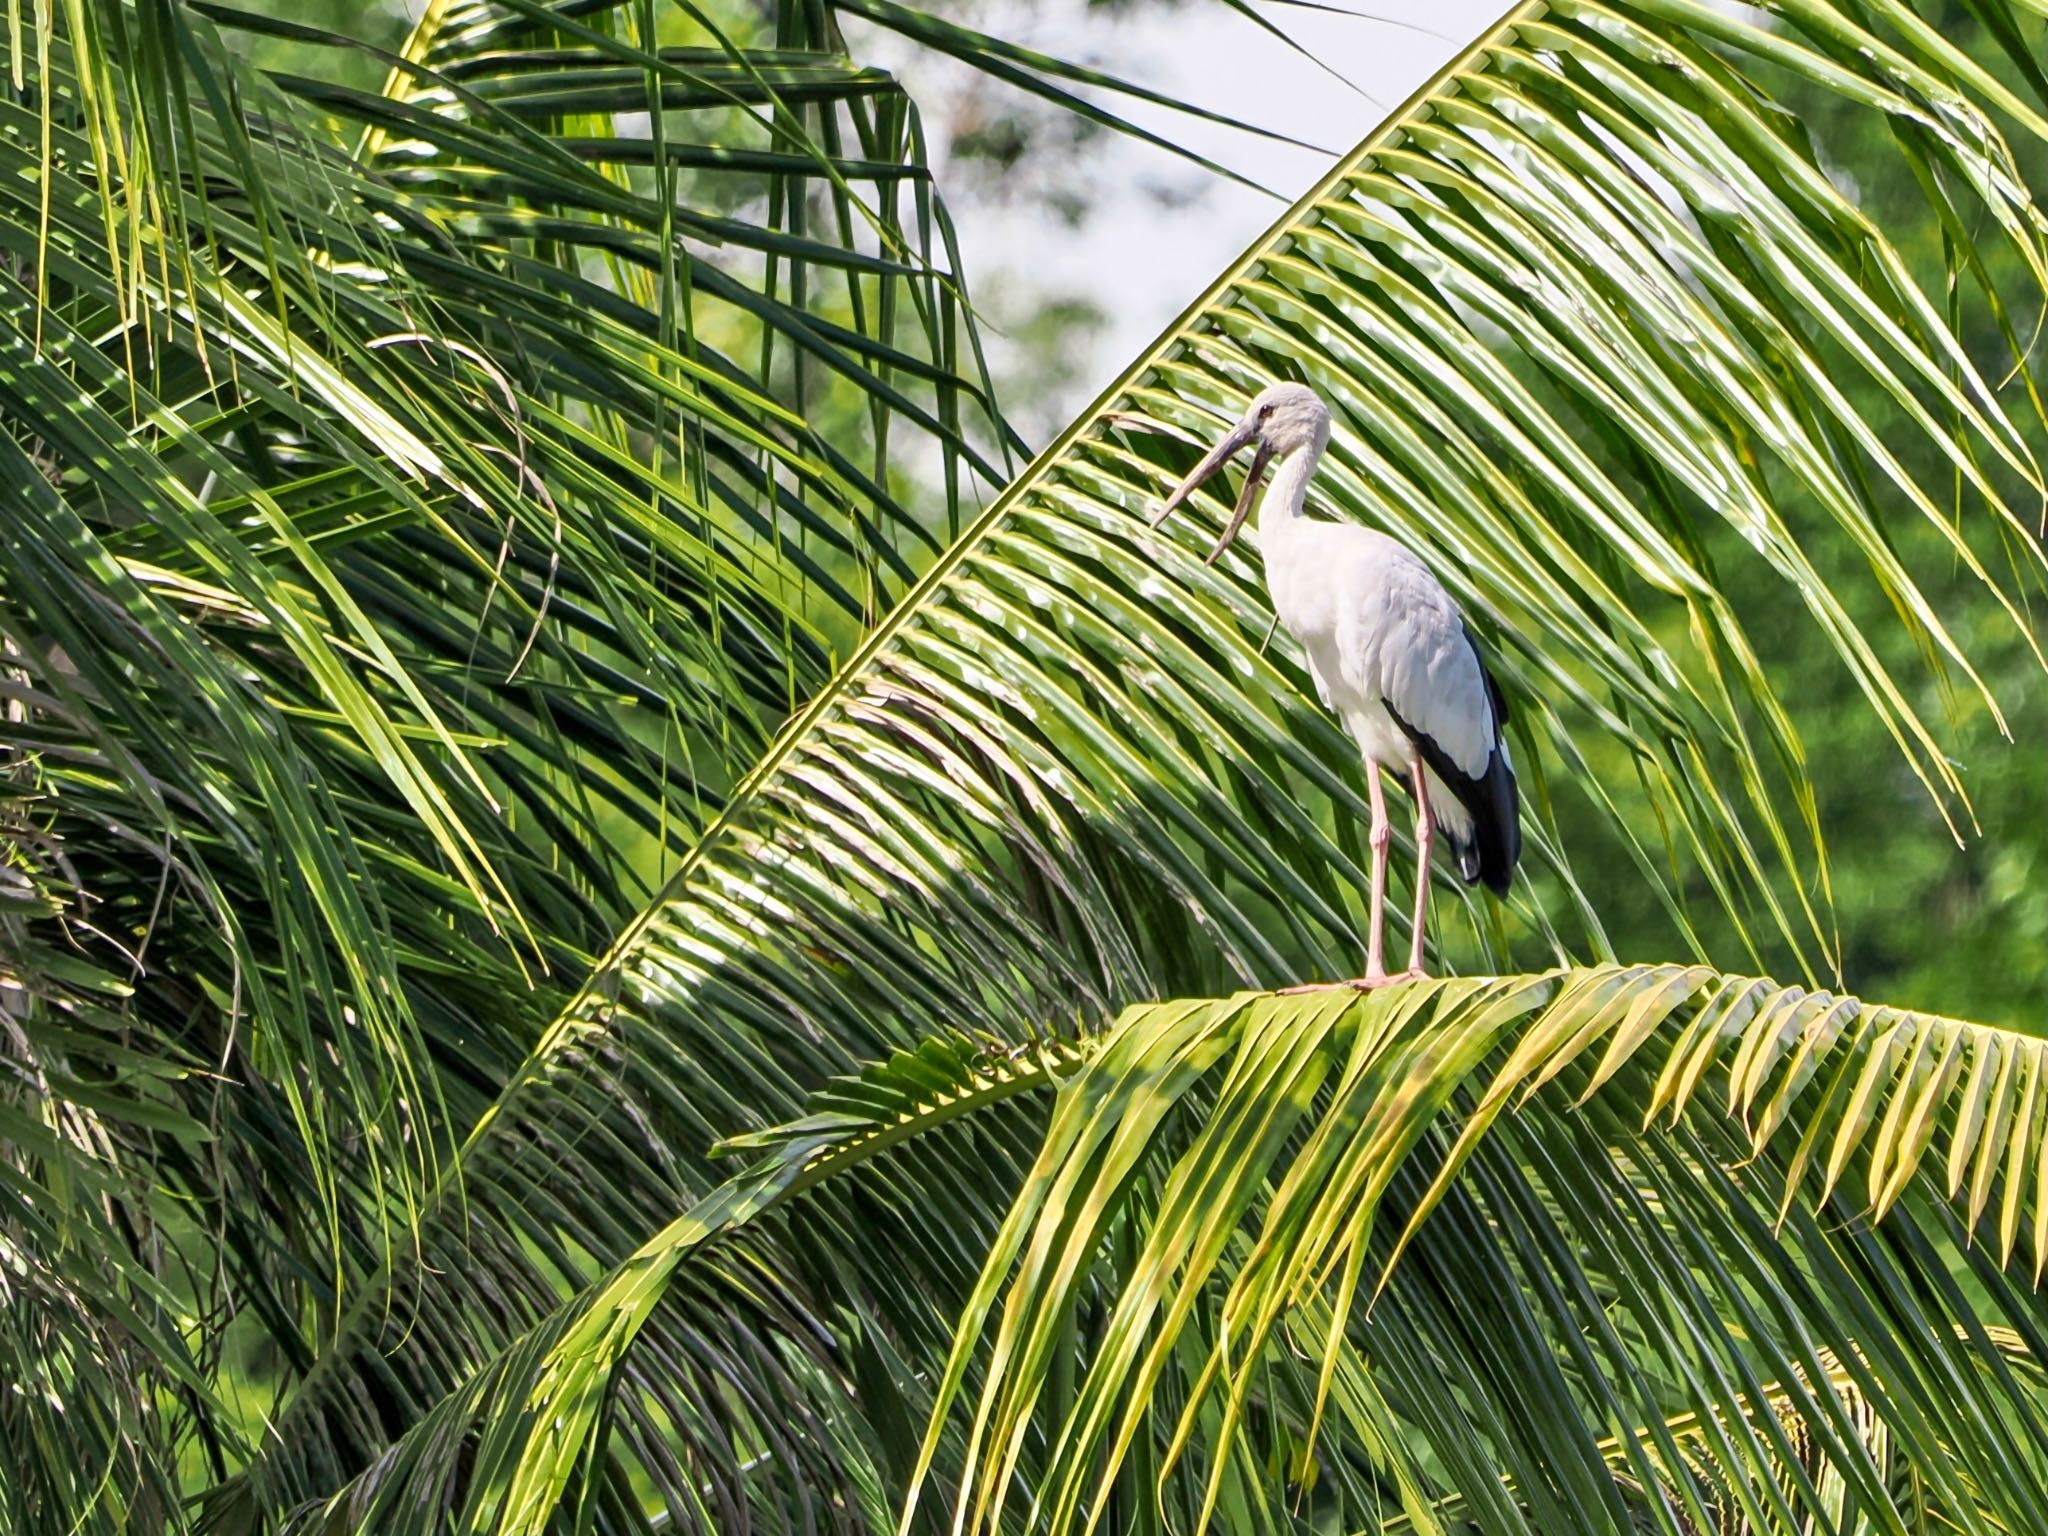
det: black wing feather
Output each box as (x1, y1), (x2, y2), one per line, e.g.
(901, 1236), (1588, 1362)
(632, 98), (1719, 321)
(1382, 623), (1519, 896)
(1467, 620), (1509, 727)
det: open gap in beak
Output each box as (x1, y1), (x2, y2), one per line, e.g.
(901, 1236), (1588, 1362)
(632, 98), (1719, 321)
(1149, 418), (1258, 531)
(1206, 440), (1273, 565)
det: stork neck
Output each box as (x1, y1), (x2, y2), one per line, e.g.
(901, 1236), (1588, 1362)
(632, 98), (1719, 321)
(1258, 442), (1320, 542)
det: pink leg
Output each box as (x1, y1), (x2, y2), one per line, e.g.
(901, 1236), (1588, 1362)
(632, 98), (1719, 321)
(1278, 759), (1400, 994)
(1363, 759), (1390, 981)
(1406, 768), (1434, 978)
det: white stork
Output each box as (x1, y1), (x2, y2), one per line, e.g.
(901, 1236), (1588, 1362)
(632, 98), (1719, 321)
(1151, 382), (1519, 986)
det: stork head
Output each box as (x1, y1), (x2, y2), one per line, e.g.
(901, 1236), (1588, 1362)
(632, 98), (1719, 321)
(1241, 381), (1330, 456)
(1149, 382), (1330, 563)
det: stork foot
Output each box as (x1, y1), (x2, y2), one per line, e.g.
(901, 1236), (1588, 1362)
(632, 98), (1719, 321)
(1275, 969), (1428, 995)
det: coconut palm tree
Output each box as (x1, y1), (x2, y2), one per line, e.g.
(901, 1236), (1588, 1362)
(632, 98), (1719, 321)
(4, 0), (2048, 1531)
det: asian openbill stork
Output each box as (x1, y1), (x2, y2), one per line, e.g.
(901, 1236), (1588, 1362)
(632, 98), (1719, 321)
(1151, 382), (1519, 986)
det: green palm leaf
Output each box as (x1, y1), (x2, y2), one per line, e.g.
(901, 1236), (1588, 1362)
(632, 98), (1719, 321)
(914, 970), (2048, 1534)
(196, 0), (2048, 1525)
(5, 0), (1345, 1524)
(342, 0), (2036, 1349)
(1, 0), (1074, 1524)
(286, 0), (2048, 1524)
(538, 0), (2048, 1123)
(9, 0), (2047, 1529)
(282, 967), (2048, 1532)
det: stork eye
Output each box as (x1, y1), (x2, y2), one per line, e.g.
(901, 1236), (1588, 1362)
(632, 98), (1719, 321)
(1257, 401), (1273, 422)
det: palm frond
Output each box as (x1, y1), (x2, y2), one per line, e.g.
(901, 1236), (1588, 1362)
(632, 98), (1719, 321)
(12, 0), (2048, 1528)
(2, 0), (1047, 1520)
(255, 1033), (1086, 1535)
(0, 796), (217, 1535)
(911, 969), (2048, 1535)
(536, 0), (2048, 1118)
(210, 0), (2048, 1522)
(269, 968), (2048, 1533)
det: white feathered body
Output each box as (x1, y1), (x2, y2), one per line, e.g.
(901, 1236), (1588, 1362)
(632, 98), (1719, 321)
(1253, 443), (1518, 892)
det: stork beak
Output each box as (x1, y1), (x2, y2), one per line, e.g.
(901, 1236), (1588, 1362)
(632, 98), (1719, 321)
(1149, 416), (1259, 532)
(1205, 440), (1272, 564)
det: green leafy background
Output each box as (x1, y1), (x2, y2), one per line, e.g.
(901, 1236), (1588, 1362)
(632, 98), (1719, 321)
(2, 0), (2045, 1530)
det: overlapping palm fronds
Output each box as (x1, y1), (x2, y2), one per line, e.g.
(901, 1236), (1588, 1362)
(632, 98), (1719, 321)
(6, 0), (2048, 1530)
(2, 0), (1277, 1524)
(287, 968), (2048, 1532)
(919, 970), (2048, 1534)
(351, 0), (2047, 1526)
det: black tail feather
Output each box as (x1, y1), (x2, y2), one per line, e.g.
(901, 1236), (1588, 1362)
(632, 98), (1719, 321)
(1459, 748), (1520, 897)
(1383, 702), (1521, 897)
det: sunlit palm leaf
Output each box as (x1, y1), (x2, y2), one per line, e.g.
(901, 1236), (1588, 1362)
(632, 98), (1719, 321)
(915, 970), (2048, 1534)
(521, 0), (2048, 1147)
(11, 0), (2048, 1530)
(203, 0), (2048, 1527)
(7, 0), (1342, 1524)
(284, 967), (2048, 1532)
(3, 0), (1030, 1524)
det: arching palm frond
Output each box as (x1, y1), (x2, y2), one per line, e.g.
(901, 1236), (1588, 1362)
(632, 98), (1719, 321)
(918, 971), (2048, 1535)
(2, 0), (1328, 1525)
(503, 0), (2048, 1175)
(0, 0), (1154, 1524)
(278, 968), (2048, 1534)
(7, 0), (2047, 1530)
(271, 0), (2048, 1526)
